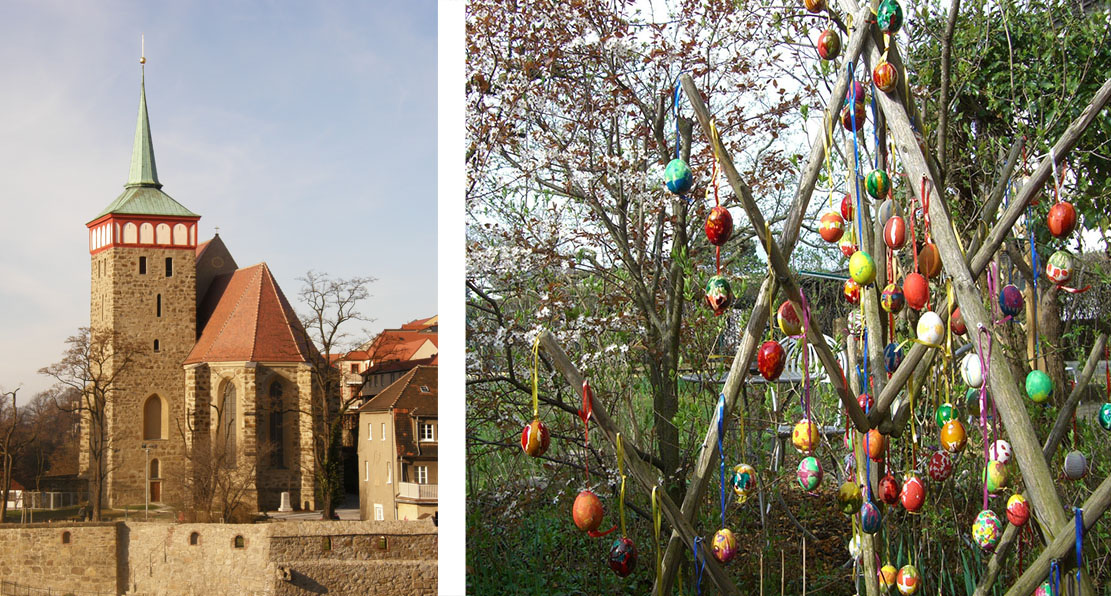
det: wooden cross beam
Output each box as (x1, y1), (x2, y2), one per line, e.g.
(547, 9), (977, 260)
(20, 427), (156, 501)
(680, 73), (872, 433)
(858, 27), (1101, 594)
(973, 332), (1108, 595)
(1003, 471), (1111, 596)
(537, 331), (742, 596)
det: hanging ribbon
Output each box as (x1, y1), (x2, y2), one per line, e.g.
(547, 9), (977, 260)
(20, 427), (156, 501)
(616, 433), (627, 538)
(673, 79), (682, 162)
(707, 130), (723, 275)
(977, 324), (993, 508)
(1075, 507), (1084, 588)
(847, 62), (865, 246)
(580, 380), (593, 481)
(531, 333), (541, 419)
(717, 394), (727, 528)
(652, 487), (662, 581)
(693, 536), (706, 595)
(1051, 559), (1061, 596)
(800, 290), (813, 427)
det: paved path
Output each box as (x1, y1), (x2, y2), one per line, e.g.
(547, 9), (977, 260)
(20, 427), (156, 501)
(266, 492), (360, 521)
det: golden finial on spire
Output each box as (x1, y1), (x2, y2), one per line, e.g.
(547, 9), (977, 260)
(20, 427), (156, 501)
(140, 34), (146, 64)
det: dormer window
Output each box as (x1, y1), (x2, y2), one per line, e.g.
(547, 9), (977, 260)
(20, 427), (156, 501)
(419, 386), (430, 393)
(419, 422), (435, 442)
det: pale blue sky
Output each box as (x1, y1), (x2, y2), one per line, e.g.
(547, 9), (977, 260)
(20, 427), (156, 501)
(0, 1), (437, 399)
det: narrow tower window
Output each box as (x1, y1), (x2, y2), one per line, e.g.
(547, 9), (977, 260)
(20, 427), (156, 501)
(139, 256), (147, 274)
(165, 257), (173, 277)
(153, 339), (160, 352)
(156, 294), (162, 317)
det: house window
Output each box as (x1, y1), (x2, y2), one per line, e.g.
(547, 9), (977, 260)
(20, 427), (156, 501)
(156, 294), (162, 317)
(269, 381), (285, 468)
(374, 504), (384, 521)
(350, 363), (358, 373)
(380, 423), (386, 440)
(143, 395), (163, 440)
(416, 466), (429, 484)
(165, 257), (173, 277)
(387, 463), (392, 485)
(364, 461), (369, 482)
(367, 422), (372, 441)
(419, 423), (435, 442)
(139, 256), (147, 274)
(419, 385), (430, 393)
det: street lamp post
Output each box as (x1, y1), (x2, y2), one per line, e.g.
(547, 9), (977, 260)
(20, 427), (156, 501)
(142, 443), (152, 521)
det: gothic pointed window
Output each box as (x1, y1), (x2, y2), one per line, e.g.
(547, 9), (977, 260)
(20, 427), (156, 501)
(269, 381), (285, 468)
(143, 395), (164, 440)
(221, 382), (237, 467)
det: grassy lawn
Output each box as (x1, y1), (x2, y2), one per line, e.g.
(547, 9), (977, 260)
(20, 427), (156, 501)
(3, 504), (177, 523)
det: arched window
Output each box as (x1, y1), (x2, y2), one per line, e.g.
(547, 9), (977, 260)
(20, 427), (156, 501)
(62, 531), (71, 544)
(143, 395), (164, 440)
(123, 222), (138, 244)
(139, 222), (154, 244)
(220, 381), (237, 467)
(269, 381), (285, 468)
(150, 458), (160, 479)
(189, 532), (199, 546)
(155, 223), (170, 245)
(173, 224), (187, 245)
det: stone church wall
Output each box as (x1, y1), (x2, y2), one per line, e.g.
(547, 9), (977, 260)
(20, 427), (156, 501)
(0, 520), (436, 596)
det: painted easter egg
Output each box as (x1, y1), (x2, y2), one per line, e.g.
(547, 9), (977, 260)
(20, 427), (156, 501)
(846, 81), (866, 106)
(1005, 494), (1029, 527)
(820, 211), (845, 242)
(878, 473), (900, 505)
(843, 427), (854, 451)
(879, 564), (898, 592)
(847, 311), (864, 337)
(927, 450), (953, 482)
(705, 275), (734, 316)
(881, 284), (905, 314)
(841, 192), (855, 221)
(1026, 370), (1052, 403)
(998, 284), (1024, 317)
(940, 419), (967, 453)
(1064, 450), (1088, 480)
(877, 0), (904, 34)
(951, 307), (967, 335)
(919, 243), (942, 278)
(988, 440), (1012, 465)
(961, 353), (984, 389)
(861, 501), (882, 534)
(917, 311), (944, 345)
(850, 251), (877, 285)
(705, 206), (733, 246)
(843, 278), (862, 304)
(935, 402), (957, 428)
(873, 61), (898, 93)
(792, 419), (821, 453)
(966, 387), (983, 417)
(1046, 250), (1073, 284)
(797, 456), (823, 491)
(732, 463), (757, 502)
(1099, 403), (1111, 431)
(521, 418), (550, 457)
(877, 198), (896, 224)
(712, 528), (737, 563)
(973, 509), (1002, 551)
(983, 460), (1009, 492)
(839, 235), (858, 258)
(837, 481), (863, 515)
(778, 300), (803, 335)
(900, 474), (925, 512)
(817, 28), (841, 60)
(883, 216), (907, 249)
(896, 565), (919, 595)
(804, 0), (826, 13)
(903, 273), (929, 310)
(848, 534), (863, 562)
(866, 429), (886, 461)
(841, 100), (867, 131)
(858, 393), (875, 412)
(866, 169), (891, 200)
(1035, 581), (1057, 596)
(573, 490), (604, 532)
(664, 158), (694, 195)
(608, 536), (637, 577)
(1047, 201), (1077, 238)
(758, 340), (787, 381)
(884, 343), (904, 374)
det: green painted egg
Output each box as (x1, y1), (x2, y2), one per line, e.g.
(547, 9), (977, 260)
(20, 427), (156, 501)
(877, 0), (904, 33)
(1025, 370), (1052, 403)
(935, 402), (957, 428)
(866, 169), (891, 199)
(849, 251), (877, 285)
(1099, 403), (1111, 431)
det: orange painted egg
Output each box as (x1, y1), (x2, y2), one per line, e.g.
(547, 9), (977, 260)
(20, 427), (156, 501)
(873, 61), (898, 93)
(897, 564), (920, 595)
(804, 0), (826, 13)
(919, 243), (942, 278)
(1047, 201), (1077, 238)
(819, 211), (845, 243)
(866, 428), (886, 461)
(572, 489), (604, 532)
(883, 216), (907, 249)
(843, 278), (862, 304)
(903, 273), (928, 310)
(939, 419), (967, 453)
(521, 418), (550, 456)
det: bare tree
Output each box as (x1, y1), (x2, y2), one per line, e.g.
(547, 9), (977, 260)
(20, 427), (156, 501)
(39, 328), (144, 521)
(0, 388), (38, 521)
(177, 404), (272, 523)
(297, 270), (375, 520)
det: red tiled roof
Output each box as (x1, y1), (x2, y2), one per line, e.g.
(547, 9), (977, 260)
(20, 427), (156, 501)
(359, 366), (437, 460)
(363, 330), (438, 362)
(344, 350), (370, 361)
(185, 263), (313, 364)
(363, 356), (435, 376)
(400, 315), (436, 330)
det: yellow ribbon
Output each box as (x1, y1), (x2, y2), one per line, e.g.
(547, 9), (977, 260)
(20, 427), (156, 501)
(531, 333), (541, 418)
(617, 433), (627, 538)
(766, 222), (775, 338)
(652, 487), (662, 580)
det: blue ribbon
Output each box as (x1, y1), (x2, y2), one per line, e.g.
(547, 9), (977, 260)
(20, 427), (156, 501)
(693, 536), (706, 595)
(717, 394), (727, 529)
(673, 78), (682, 160)
(1051, 559), (1060, 595)
(1027, 205), (1040, 359)
(1075, 507), (1083, 588)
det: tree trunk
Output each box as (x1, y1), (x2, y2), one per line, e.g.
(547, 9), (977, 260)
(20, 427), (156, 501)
(647, 350), (680, 504)
(319, 422), (343, 520)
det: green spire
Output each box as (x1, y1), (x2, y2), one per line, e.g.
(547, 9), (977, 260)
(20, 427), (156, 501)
(126, 67), (160, 188)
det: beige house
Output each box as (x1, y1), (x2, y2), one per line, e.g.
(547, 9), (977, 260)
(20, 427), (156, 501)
(358, 366), (437, 521)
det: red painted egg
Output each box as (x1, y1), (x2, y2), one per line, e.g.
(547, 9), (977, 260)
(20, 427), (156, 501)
(777, 301), (803, 336)
(573, 490), (604, 532)
(1006, 494), (1030, 527)
(872, 61), (898, 93)
(841, 100), (867, 131)
(1047, 202), (1077, 239)
(878, 473), (900, 505)
(843, 278), (862, 304)
(521, 418), (550, 457)
(845, 81), (866, 106)
(608, 536), (637, 577)
(839, 235), (858, 258)
(866, 429), (886, 461)
(757, 340), (787, 381)
(840, 193), (855, 222)
(883, 216), (907, 249)
(705, 206), (733, 246)
(927, 451), (953, 482)
(951, 307), (967, 335)
(819, 211), (845, 243)
(817, 28), (841, 60)
(858, 392), (874, 411)
(903, 273), (929, 310)
(919, 243), (942, 278)
(900, 474), (926, 512)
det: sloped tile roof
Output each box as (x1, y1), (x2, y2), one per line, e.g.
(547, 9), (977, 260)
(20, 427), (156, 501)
(91, 186), (199, 221)
(185, 263), (313, 364)
(359, 366), (437, 461)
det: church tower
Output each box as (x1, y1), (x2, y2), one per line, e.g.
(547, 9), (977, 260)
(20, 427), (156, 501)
(87, 62), (198, 508)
